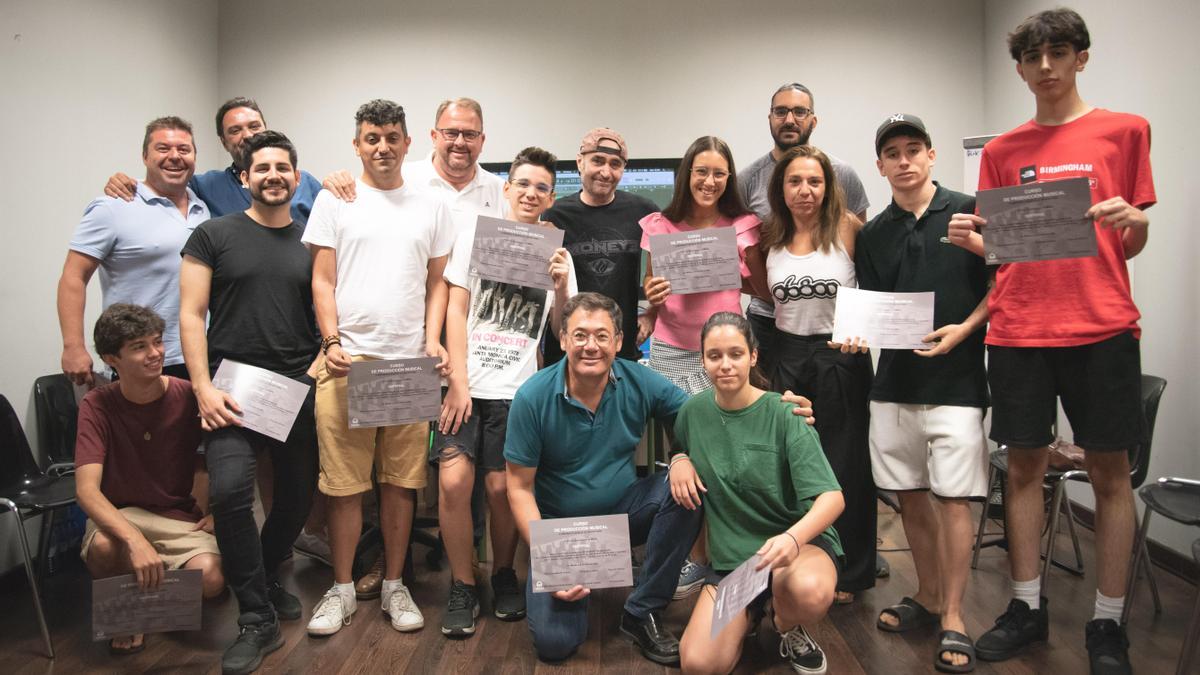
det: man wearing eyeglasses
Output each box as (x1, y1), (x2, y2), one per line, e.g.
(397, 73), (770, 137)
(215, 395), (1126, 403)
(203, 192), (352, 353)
(739, 83), (871, 377)
(322, 97), (507, 227)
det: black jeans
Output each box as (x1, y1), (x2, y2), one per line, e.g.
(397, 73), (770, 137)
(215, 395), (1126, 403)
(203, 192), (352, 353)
(206, 375), (318, 621)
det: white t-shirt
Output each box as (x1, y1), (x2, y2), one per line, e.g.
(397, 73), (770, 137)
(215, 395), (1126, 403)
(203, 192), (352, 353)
(765, 242), (856, 336)
(405, 154), (508, 235)
(303, 180), (455, 359)
(444, 221), (577, 400)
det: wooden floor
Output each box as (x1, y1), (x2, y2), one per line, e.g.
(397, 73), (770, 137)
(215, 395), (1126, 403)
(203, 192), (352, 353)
(1, 502), (1195, 674)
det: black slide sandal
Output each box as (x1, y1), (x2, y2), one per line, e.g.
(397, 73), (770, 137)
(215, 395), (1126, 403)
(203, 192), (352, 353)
(876, 596), (939, 633)
(935, 629), (976, 673)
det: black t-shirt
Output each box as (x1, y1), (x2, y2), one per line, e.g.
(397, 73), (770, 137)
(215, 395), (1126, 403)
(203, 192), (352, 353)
(541, 190), (657, 364)
(855, 184), (989, 407)
(181, 211), (319, 379)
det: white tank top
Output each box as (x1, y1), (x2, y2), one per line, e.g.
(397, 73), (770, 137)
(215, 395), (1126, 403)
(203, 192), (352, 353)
(765, 242), (856, 336)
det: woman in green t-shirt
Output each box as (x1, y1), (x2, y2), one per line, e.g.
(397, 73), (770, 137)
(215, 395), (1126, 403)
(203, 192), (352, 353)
(671, 312), (845, 675)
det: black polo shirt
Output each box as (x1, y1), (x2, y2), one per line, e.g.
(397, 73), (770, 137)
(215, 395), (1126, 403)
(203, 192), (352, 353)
(855, 183), (989, 407)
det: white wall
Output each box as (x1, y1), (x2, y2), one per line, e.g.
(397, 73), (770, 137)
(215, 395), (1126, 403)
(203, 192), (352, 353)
(216, 0), (984, 212)
(982, 0), (1200, 558)
(0, 0), (219, 571)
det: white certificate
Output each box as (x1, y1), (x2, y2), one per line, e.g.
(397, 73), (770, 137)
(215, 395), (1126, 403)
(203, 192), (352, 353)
(710, 554), (771, 638)
(346, 357), (441, 428)
(211, 360), (310, 442)
(832, 288), (935, 350)
(529, 514), (634, 593)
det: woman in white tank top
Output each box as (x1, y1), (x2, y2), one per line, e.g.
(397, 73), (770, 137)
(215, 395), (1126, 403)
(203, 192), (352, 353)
(752, 145), (877, 604)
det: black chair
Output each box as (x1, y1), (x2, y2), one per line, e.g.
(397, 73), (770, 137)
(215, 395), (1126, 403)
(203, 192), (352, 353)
(33, 374), (78, 474)
(0, 394), (78, 658)
(972, 375), (1166, 611)
(1122, 478), (1200, 673)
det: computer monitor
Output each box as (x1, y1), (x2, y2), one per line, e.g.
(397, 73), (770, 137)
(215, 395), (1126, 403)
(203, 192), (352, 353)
(479, 158), (681, 209)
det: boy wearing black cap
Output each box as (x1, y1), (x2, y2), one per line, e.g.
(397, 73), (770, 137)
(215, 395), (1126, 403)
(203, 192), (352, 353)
(948, 9), (1154, 674)
(857, 114), (990, 673)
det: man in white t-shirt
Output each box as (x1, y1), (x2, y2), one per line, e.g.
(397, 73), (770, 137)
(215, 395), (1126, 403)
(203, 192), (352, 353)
(433, 147), (577, 637)
(301, 99), (456, 637)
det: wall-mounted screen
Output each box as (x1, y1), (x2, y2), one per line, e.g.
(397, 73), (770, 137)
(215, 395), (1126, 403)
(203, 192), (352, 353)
(479, 158), (681, 209)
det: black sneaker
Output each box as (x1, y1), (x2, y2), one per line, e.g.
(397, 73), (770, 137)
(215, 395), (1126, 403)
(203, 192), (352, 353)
(222, 613), (283, 675)
(267, 581), (301, 621)
(619, 610), (679, 665)
(491, 567), (526, 620)
(1085, 619), (1132, 675)
(976, 598), (1049, 661)
(441, 579), (479, 637)
(779, 625), (826, 674)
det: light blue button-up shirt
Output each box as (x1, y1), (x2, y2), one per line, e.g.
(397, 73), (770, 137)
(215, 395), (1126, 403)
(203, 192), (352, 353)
(69, 183), (209, 366)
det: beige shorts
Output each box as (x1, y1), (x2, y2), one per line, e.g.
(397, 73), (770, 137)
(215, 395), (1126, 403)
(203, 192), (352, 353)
(869, 401), (989, 498)
(315, 354), (430, 496)
(81, 507), (220, 570)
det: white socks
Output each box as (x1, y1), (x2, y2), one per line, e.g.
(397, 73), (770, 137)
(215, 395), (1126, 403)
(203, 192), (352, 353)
(381, 577), (404, 607)
(334, 581), (355, 598)
(1012, 577), (1041, 609)
(1093, 591), (1125, 622)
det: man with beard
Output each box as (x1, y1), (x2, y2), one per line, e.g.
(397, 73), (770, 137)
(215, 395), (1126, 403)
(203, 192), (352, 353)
(739, 83), (871, 377)
(104, 97), (324, 224)
(178, 130), (321, 675)
(58, 116), (210, 386)
(541, 128), (657, 366)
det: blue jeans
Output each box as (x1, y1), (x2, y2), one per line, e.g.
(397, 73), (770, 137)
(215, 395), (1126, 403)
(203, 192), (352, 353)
(206, 376), (318, 621)
(525, 472), (701, 661)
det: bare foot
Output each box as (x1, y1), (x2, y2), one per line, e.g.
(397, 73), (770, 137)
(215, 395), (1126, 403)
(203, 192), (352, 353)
(109, 633), (145, 654)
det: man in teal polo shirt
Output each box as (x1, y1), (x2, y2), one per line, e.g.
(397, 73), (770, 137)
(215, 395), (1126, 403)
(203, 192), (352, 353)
(505, 292), (696, 665)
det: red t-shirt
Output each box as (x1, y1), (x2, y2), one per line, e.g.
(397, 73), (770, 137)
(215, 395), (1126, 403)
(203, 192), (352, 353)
(978, 108), (1156, 347)
(75, 376), (203, 522)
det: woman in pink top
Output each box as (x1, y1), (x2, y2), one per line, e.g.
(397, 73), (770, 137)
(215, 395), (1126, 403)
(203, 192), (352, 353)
(641, 136), (764, 395)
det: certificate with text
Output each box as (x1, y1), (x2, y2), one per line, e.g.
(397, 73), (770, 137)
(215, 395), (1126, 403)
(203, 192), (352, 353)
(212, 360), (310, 442)
(529, 514), (634, 593)
(347, 357), (440, 428)
(648, 227), (741, 294)
(92, 569), (202, 641)
(710, 554), (771, 638)
(832, 288), (935, 350)
(978, 177), (1096, 265)
(470, 215), (565, 290)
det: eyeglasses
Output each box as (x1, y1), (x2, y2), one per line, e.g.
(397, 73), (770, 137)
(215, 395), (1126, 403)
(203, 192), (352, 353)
(691, 167), (730, 182)
(510, 178), (553, 196)
(569, 331), (614, 347)
(770, 106), (813, 120)
(437, 128), (482, 142)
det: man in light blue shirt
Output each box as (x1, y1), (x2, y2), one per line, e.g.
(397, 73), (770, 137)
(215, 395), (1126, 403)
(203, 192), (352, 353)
(103, 97), (322, 224)
(57, 116), (210, 385)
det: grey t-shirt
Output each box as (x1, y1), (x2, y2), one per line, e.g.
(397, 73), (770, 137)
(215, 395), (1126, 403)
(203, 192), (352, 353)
(739, 150), (870, 317)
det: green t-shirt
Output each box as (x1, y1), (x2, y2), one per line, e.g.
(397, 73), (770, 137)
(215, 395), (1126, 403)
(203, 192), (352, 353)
(676, 390), (843, 572)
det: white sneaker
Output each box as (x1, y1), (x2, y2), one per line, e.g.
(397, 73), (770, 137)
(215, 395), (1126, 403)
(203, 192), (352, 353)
(307, 587), (356, 636)
(383, 583), (424, 632)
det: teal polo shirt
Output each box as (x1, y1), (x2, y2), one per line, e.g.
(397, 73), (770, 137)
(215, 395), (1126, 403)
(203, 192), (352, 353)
(504, 358), (687, 518)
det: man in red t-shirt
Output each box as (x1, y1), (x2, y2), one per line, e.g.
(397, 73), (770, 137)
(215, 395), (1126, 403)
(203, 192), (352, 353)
(75, 304), (224, 655)
(948, 9), (1153, 674)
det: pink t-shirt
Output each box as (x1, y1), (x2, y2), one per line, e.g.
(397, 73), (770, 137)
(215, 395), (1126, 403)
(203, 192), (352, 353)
(640, 212), (761, 351)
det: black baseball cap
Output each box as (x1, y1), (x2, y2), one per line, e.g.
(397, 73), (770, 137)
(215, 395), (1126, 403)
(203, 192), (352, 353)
(874, 113), (931, 155)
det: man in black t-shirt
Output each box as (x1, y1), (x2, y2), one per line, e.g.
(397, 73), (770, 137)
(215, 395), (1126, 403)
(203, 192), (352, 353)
(855, 115), (989, 673)
(179, 131), (321, 675)
(542, 127), (656, 365)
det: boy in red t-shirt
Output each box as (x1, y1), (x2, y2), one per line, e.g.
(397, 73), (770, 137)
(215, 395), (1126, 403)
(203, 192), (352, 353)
(75, 304), (224, 655)
(949, 8), (1154, 674)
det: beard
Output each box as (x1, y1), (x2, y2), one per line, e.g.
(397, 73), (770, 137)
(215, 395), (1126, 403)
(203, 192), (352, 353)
(773, 125), (814, 151)
(250, 182), (293, 206)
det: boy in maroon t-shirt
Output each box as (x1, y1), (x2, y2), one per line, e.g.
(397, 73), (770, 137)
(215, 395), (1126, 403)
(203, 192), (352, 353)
(948, 9), (1153, 674)
(75, 304), (225, 655)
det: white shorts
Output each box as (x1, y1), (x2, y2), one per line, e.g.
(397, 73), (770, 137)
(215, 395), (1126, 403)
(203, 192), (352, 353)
(869, 401), (988, 498)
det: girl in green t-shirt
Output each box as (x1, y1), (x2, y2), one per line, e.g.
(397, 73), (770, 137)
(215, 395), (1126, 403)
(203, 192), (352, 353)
(671, 312), (845, 675)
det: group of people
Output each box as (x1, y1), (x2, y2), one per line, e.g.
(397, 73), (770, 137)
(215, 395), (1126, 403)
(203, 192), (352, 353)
(59, 7), (1153, 675)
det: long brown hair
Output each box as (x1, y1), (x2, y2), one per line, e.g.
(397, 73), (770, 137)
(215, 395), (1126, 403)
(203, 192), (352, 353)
(699, 311), (772, 390)
(661, 136), (752, 224)
(759, 145), (846, 253)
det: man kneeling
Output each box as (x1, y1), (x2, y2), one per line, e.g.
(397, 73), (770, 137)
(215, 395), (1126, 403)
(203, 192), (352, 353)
(75, 304), (224, 655)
